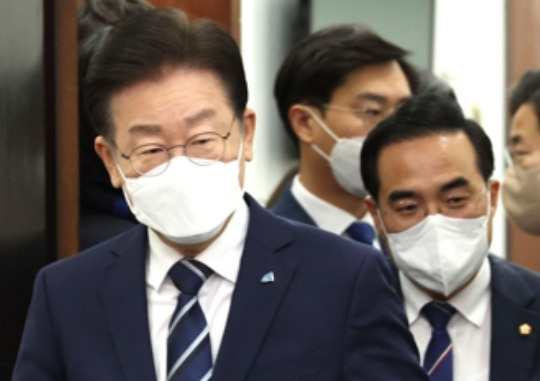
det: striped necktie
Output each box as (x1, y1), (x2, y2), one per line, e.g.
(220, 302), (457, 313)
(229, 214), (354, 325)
(422, 301), (456, 380)
(167, 259), (214, 381)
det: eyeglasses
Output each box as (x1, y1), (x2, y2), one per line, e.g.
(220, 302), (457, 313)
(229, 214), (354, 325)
(318, 103), (394, 130)
(119, 119), (235, 177)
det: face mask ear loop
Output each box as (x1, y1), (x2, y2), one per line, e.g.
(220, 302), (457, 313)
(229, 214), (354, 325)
(484, 181), (493, 228)
(231, 134), (246, 194)
(115, 162), (128, 181)
(304, 106), (339, 162)
(304, 107), (340, 141)
(236, 137), (244, 162)
(311, 144), (331, 161)
(113, 162), (138, 213)
(376, 208), (391, 238)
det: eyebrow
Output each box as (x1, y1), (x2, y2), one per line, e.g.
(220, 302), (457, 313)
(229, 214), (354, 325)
(509, 133), (522, 146)
(440, 177), (470, 192)
(387, 177), (471, 202)
(356, 92), (411, 107)
(127, 108), (217, 136)
(388, 189), (417, 202)
(184, 108), (216, 126)
(128, 124), (162, 135)
(356, 93), (388, 105)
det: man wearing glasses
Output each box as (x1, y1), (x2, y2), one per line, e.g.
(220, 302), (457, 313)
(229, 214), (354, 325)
(361, 93), (540, 380)
(270, 24), (418, 247)
(13, 8), (427, 381)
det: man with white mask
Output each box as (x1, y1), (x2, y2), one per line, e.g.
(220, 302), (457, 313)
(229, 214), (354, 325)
(361, 93), (540, 381)
(13, 8), (428, 381)
(503, 69), (540, 235)
(270, 24), (418, 246)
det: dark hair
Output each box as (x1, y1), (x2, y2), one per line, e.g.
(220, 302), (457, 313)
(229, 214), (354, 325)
(509, 69), (540, 124)
(78, 0), (154, 217)
(78, 0), (154, 44)
(415, 70), (457, 100)
(84, 8), (248, 142)
(274, 24), (419, 144)
(510, 70), (540, 119)
(360, 93), (494, 201)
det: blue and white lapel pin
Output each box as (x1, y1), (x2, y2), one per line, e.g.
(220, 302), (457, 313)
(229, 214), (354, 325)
(260, 271), (275, 284)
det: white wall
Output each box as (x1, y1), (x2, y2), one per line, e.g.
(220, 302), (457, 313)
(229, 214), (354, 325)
(433, 0), (506, 257)
(311, 0), (433, 70)
(241, 0), (299, 205)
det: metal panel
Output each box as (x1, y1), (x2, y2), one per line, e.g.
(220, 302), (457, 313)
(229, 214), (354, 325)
(0, 0), (51, 377)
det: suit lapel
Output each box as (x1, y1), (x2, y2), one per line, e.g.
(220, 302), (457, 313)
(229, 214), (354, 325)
(212, 195), (298, 381)
(99, 226), (157, 381)
(489, 256), (540, 381)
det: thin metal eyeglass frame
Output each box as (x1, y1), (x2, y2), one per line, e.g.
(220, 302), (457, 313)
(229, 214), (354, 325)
(118, 117), (236, 176)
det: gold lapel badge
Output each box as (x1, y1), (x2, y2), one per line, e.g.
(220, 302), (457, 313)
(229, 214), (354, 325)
(519, 323), (532, 336)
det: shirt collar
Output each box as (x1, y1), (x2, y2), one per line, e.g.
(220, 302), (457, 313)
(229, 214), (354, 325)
(401, 257), (491, 327)
(291, 175), (358, 235)
(146, 199), (249, 291)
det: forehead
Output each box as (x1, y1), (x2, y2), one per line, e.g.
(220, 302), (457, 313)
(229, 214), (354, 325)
(377, 132), (484, 197)
(511, 103), (540, 137)
(330, 60), (411, 102)
(110, 67), (230, 138)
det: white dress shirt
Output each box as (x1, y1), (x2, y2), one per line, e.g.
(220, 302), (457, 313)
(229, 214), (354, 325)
(146, 200), (249, 381)
(402, 258), (492, 381)
(291, 175), (378, 247)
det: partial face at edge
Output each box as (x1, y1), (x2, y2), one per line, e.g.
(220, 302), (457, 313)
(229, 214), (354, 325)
(508, 102), (540, 169)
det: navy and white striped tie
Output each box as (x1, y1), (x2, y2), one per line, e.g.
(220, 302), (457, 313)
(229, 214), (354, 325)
(167, 259), (213, 381)
(422, 301), (456, 380)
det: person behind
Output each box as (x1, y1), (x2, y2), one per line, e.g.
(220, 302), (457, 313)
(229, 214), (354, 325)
(78, 0), (154, 249)
(13, 9), (428, 381)
(502, 69), (540, 235)
(270, 24), (418, 246)
(361, 93), (540, 380)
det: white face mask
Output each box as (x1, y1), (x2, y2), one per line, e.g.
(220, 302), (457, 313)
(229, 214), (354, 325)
(382, 211), (490, 297)
(118, 144), (244, 245)
(502, 163), (540, 235)
(305, 108), (368, 198)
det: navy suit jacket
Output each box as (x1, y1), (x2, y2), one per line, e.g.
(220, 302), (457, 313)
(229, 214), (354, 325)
(271, 182), (315, 225)
(488, 256), (540, 381)
(394, 256), (540, 381)
(14, 194), (427, 381)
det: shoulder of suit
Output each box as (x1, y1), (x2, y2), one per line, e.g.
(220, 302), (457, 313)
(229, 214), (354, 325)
(489, 255), (540, 293)
(42, 224), (145, 276)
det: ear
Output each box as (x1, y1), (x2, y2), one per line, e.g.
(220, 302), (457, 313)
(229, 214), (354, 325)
(365, 195), (393, 256)
(95, 136), (123, 188)
(488, 179), (500, 215)
(288, 104), (317, 144)
(365, 195), (384, 237)
(241, 108), (256, 162)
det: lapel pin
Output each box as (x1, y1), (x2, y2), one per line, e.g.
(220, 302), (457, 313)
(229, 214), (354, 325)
(519, 323), (532, 336)
(260, 271), (275, 284)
